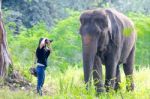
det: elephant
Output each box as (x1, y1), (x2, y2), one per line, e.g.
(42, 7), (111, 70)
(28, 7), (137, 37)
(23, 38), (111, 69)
(79, 8), (136, 93)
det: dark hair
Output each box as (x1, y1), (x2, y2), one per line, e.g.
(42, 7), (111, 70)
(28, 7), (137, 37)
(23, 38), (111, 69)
(38, 38), (44, 48)
(45, 39), (53, 43)
(38, 38), (53, 48)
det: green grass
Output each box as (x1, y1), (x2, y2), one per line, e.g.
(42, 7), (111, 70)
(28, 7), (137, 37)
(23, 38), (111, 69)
(0, 67), (150, 99)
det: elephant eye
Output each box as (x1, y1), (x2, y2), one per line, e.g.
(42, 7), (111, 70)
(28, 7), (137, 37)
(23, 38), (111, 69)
(94, 19), (100, 24)
(94, 17), (101, 22)
(94, 17), (108, 29)
(94, 19), (103, 29)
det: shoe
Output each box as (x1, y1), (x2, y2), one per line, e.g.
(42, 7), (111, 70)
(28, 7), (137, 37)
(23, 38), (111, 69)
(38, 89), (42, 96)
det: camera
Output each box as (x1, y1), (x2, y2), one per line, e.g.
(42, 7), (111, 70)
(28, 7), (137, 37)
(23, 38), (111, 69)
(45, 39), (53, 44)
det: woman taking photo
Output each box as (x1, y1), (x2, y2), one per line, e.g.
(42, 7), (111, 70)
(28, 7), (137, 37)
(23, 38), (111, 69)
(36, 38), (52, 96)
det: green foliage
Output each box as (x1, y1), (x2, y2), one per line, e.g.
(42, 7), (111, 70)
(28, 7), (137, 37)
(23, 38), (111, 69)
(128, 13), (150, 68)
(49, 14), (82, 72)
(2, 1), (150, 98)
(112, 0), (150, 14)
(6, 12), (150, 79)
(2, 2), (150, 98)
(7, 14), (81, 74)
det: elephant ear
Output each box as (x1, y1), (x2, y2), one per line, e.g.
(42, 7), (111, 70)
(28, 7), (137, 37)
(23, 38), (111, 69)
(107, 14), (112, 40)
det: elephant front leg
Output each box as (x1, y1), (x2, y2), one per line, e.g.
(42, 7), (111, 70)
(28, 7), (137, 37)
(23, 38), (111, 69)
(93, 56), (104, 93)
(114, 64), (121, 91)
(105, 55), (119, 92)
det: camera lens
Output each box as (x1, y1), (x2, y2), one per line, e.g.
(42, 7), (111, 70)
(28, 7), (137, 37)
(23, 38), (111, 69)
(45, 39), (48, 43)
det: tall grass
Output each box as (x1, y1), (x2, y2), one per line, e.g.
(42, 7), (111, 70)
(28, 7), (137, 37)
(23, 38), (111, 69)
(0, 67), (150, 99)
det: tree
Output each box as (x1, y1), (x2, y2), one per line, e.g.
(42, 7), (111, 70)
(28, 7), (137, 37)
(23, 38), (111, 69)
(0, 0), (12, 79)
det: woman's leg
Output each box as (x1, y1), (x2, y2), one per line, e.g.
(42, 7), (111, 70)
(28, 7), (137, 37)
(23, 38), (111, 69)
(41, 69), (45, 87)
(36, 66), (44, 95)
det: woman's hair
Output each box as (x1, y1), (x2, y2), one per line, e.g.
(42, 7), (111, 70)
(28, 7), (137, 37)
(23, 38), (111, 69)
(38, 38), (44, 48)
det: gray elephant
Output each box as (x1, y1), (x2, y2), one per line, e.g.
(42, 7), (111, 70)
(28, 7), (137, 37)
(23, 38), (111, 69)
(79, 8), (136, 93)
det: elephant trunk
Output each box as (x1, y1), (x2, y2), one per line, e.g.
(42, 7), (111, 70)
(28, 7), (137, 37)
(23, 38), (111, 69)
(82, 36), (98, 84)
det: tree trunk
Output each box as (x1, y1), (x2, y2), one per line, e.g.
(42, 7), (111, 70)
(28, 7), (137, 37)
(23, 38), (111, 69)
(0, 0), (12, 79)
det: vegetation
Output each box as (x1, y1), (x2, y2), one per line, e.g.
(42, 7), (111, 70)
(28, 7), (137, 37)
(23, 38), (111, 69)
(128, 13), (150, 68)
(1, 8), (150, 99)
(2, 0), (150, 30)
(6, 12), (150, 72)
(0, 68), (150, 98)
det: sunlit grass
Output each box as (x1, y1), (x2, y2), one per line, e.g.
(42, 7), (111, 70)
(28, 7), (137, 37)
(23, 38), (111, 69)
(1, 67), (150, 99)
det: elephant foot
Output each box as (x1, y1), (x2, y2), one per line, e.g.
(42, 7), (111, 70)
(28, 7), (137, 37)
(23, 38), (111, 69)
(105, 79), (115, 92)
(126, 75), (134, 91)
(105, 86), (111, 92)
(126, 83), (134, 91)
(95, 88), (105, 97)
(97, 87), (105, 92)
(85, 84), (92, 92)
(114, 82), (121, 91)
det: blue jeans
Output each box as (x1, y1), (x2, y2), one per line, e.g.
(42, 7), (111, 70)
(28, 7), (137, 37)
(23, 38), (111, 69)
(36, 65), (45, 94)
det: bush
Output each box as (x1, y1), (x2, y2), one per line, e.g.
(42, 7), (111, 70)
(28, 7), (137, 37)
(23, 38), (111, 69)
(6, 12), (150, 78)
(7, 13), (81, 74)
(128, 13), (150, 68)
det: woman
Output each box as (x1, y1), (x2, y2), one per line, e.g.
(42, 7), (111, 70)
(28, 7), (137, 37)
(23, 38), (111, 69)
(36, 38), (52, 96)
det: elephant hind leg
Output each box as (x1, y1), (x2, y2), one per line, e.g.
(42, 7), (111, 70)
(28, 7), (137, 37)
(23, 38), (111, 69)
(93, 56), (104, 93)
(114, 64), (121, 91)
(123, 46), (135, 91)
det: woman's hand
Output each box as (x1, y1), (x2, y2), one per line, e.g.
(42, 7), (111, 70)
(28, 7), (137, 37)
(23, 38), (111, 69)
(46, 40), (50, 46)
(46, 40), (53, 52)
(40, 38), (53, 52)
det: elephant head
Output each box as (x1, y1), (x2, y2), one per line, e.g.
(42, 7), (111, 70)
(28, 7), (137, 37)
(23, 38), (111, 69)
(79, 9), (112, 85)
